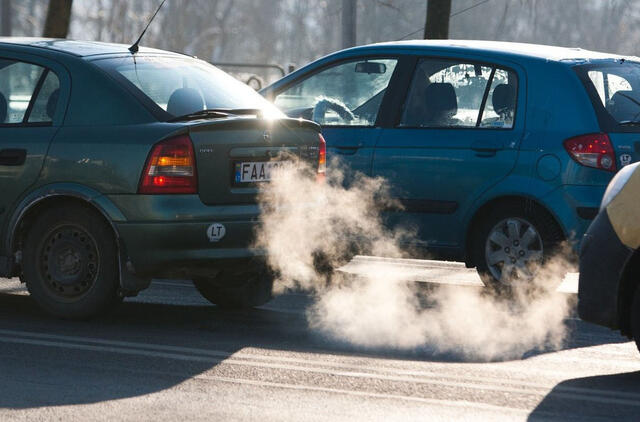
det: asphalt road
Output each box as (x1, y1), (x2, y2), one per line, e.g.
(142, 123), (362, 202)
(0, 258), (637, 421)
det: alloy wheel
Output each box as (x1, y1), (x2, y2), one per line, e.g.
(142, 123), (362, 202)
(484, 217), (544, 283)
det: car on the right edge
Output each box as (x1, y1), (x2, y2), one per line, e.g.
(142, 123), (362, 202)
(579, 161), (640, 352)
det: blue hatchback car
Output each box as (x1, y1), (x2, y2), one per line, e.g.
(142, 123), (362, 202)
(262, 40), (640, 286)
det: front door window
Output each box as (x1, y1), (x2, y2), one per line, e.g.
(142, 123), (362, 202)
(274, 58), (398, 126)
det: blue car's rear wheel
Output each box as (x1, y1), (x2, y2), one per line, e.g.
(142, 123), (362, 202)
(485, 217), (544, 283)
(22, 205), (121, 319)
(472, 203), (564, 291)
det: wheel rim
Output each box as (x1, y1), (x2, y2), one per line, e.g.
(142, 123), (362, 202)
(39, 224), (100, 300)
(484, 217), (543, 284)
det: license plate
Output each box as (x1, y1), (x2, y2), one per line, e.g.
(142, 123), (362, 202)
(235, 161), (284, 183)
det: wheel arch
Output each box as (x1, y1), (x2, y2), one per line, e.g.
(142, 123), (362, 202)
(6, 184), (126, 257)
(3, 184), (149, 295)
(463, 194), (566, 267)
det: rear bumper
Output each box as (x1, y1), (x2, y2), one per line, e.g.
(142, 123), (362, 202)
(107, 194), (265, 279)
(578, 209), (633, 329)
(116, 221), (265, 278)
(539, 184), (606, 252)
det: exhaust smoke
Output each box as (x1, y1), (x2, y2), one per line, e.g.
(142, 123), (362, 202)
(255, 160), (573, 361)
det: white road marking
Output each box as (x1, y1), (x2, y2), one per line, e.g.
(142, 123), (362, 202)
(0, 329), (637, 408)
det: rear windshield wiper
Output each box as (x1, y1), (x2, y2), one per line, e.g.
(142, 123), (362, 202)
(168, 108), (263, 122)
(168, 109), (230, 122)
(207, 108), (264, 116)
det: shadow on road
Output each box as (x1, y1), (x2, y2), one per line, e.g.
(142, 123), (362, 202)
(0, 287), (631, 410)
(527, 371), (640, 421)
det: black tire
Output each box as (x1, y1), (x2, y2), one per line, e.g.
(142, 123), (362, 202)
(22, 205), (121, 319)
(631, 286), (640, 354)
(472, 202), (564, 290)
(193, 264), (274, 309)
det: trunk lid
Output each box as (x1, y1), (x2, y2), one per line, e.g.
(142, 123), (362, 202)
(187, 117), (321, 205)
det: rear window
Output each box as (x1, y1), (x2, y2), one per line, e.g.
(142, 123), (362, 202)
(93, 55), (283, 120)
(578, 61), (640, 127)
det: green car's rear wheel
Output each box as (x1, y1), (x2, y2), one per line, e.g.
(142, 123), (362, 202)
(193, 265), (274, 309)
(22, 205), (121, 319)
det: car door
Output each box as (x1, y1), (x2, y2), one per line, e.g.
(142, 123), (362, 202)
(0, 52), (69, 256)
(272, 56), (400, 182)
(372, 56), (525, 253)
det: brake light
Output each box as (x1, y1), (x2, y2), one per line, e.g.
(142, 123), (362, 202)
(139, 134), (198, 194)
(563, 133), (616, 172)
(317, 133), (326, 183)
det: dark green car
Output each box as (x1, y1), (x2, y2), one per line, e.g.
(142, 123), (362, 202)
(0, 38), (324, 318)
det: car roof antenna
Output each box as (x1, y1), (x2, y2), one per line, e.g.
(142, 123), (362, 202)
(128, 0), (167, 54)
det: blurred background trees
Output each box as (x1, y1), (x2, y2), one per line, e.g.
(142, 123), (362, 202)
(43, 0), (72, 37)
(1, 0), (639, 85)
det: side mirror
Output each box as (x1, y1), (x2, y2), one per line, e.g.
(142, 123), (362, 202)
(355, 61), (386, 74)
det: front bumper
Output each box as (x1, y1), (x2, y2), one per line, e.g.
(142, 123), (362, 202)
(107, 194), (266, 279)
(578, 209), (634, 329)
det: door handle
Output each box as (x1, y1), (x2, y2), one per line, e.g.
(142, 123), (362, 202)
(0, 149), (27, 166)
(471, 140), (503, 157)
(334, 145), (360, 156)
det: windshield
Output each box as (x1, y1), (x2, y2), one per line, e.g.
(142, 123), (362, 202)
(579, 61), (640, 125)
(94, 55), (283, 120)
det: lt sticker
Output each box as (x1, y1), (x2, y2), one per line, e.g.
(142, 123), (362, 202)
(207, 223), (226, 242)
(620, 154), (633, 167)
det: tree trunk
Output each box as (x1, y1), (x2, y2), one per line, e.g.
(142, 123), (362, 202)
(424, 0), (451, 39)
(342, 0), (356, 48)
(43, 0), (73, 38)
(1, 0), (11, 36)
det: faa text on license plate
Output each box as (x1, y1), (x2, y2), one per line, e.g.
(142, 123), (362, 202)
(235, 161), (284, 183)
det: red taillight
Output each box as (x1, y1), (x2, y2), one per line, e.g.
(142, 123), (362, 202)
(317, 133), (327, 182)
(139, 134), (198, 194)
(563, 133), (616, 172)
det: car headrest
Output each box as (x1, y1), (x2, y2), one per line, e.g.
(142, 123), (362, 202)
(492, 84), (516, 116)
(608, 90), (640, 122)
(46, 89), (60, 120)
(424, 82), (457, 124)
(167, 87), (204, 117)
(0, 93), (6, 124)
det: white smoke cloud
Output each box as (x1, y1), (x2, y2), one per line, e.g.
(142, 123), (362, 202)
(255, 159), (573, 361)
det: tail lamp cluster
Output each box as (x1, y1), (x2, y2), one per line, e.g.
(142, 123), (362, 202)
(317, 133), (327, 182)
(564, 133), (616, 173)
(139, 134), (198, 194)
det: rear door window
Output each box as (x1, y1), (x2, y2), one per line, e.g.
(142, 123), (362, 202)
(28, 71), (60, 123)
(0, 59), (59, 125)
(400, 58), (517, 129)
